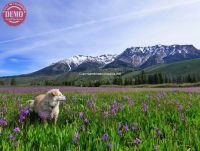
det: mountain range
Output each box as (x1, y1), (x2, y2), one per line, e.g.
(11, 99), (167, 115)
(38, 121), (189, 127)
(1, 44), (200, 86)
(27, 44), (200, 76)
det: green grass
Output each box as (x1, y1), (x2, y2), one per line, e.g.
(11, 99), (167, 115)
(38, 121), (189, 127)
(0, 89), (200, 150)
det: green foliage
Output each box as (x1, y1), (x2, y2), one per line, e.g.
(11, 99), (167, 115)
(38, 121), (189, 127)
(0, 90), (199, 150)
(10, 78), (16, 86)
(113, 76), (123, 85)
(0, 80), (5, 86)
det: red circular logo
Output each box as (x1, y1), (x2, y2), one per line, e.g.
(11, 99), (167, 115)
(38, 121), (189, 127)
(2, 2), (26, 26)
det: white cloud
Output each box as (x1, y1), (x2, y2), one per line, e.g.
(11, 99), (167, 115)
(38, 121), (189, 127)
(10, 58), (19, 63)
(0, 0), (199, 45)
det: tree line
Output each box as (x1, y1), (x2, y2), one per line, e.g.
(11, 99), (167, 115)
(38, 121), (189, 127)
(4, 71), (200, 87)
(42, 71), (200, 87)
(132, 71), (199, 85)
(113, 71), (199, 85)
(0, 78), (16, 86)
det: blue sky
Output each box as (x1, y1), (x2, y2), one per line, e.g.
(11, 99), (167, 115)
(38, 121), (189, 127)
(0, 0), (200, 76)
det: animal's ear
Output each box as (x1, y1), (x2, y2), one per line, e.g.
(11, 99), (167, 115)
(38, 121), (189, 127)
(51, 90), (59, 96)
(48, 89), (59, 96)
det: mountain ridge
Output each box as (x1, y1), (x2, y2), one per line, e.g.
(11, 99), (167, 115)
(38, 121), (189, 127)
(1, 44), (200, 77)
(106, 44), (200, 68)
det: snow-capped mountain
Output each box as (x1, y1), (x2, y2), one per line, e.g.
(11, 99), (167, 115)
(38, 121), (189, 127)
(105, 44), (200, 68)
(54, 54), (117, 71)
(28, 44), (200, 76)
(30, 54), (117, 76)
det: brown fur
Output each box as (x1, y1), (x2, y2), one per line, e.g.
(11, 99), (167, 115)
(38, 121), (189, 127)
(50, 89), (59, 96)
(34, 94), (45, 106)
(29, 89), (66, 124)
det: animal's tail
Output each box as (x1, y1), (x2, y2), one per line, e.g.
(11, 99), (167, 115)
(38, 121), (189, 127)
(27, 100), (35, 109)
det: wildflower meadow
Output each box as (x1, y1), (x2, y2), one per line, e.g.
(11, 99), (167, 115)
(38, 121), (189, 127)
(0, 87), (199, 150)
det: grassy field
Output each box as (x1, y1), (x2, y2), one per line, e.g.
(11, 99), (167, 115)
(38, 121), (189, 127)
(0, 87), (200, 150)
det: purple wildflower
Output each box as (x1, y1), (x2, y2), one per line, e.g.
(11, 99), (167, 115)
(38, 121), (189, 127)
(18, 106), (31, 124)
(19, 115), (25, 120)
(142, 103), (148, 113)
(132, 124), (137, 131)
(181, 113), (185, 122)
(125, 96), (134, 107)
(111, 108), (116, 115)
(73, 137), (78, 144)
(102, 134), (108, 141)
(110, 100), (118, 115)
(79, 112), (83, 118)
(157, 130), (162, 135)
(132, 138), (142, 146)
(24, 107), (30, 115)
(75, 132), (79, 138)
(123, 124), (129, 131)
(84, 118), (88, 123)
(0, 118), (7, 127)
(9, 134), (14, 140)
(154, 127), (159, 131)
(73, 132), (79, 144)
(13, 127), (20, 133)
(154, 128), (162, 138)
(178, 105), (184, 112)
(107, 143), (112, 149)
(13, 141), (18, 148)
(87, 100), (97, 112)
(118, 130), (122, 136)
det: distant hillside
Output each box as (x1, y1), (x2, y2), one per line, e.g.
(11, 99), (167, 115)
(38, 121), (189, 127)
(118, 58), (200, 81)
(145, 58), (200, 76)
(1, 44), (200, 86)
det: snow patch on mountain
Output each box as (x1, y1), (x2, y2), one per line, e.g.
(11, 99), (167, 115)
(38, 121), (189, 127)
(49, 44), (200, 72)
(52, 54), (117, 71)
(112, 44), (200, 68)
